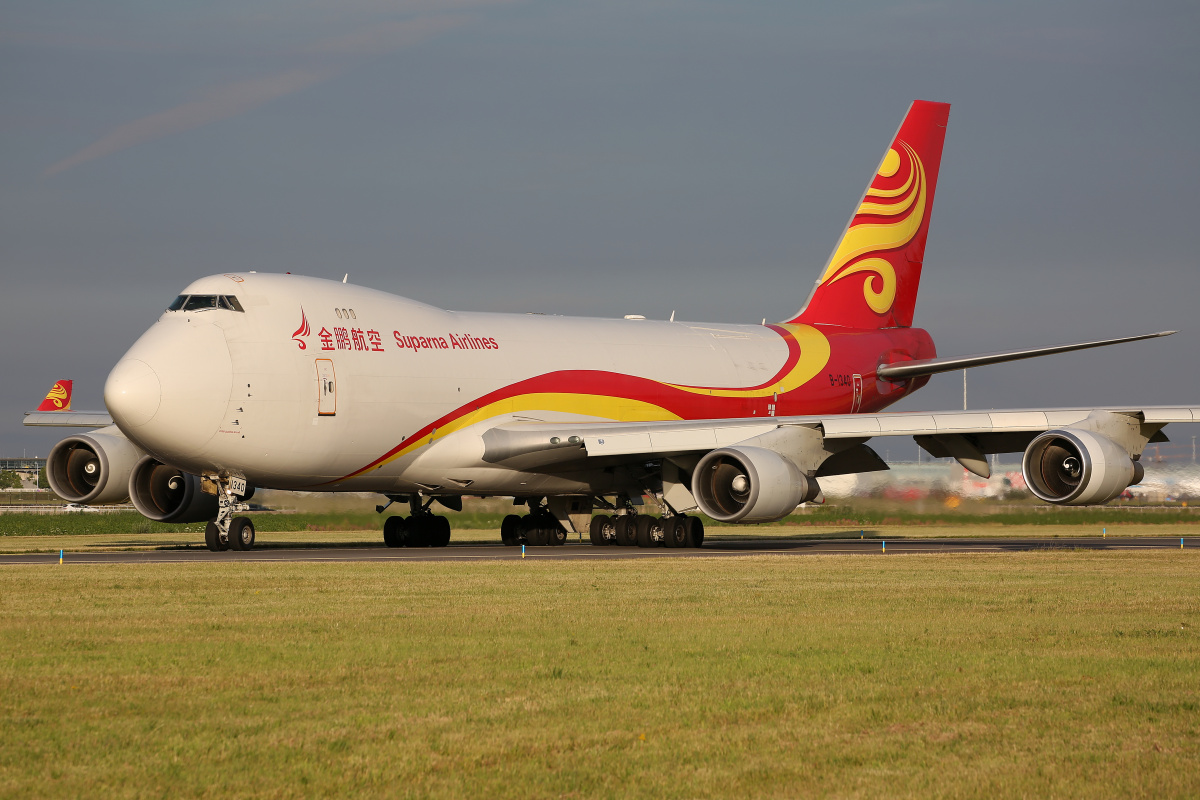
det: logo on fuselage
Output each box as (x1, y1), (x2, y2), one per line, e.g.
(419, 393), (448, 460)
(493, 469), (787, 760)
(292, 308), (311, 349)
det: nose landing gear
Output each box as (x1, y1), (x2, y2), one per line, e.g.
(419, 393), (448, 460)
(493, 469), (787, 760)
(205, 475), (254, 552)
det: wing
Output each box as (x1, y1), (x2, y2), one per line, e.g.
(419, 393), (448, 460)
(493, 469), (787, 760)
(478, 405), (1200, 478)
(24, 411), (114, 428)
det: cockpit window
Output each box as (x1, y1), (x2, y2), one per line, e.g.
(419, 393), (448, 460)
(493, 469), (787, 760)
(183, 295), (219, 311)
(168, 294), (246, 313)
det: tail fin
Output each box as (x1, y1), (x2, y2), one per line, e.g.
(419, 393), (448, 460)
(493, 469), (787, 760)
(36, 380), (73, 411)
(790, 100), (950, 328)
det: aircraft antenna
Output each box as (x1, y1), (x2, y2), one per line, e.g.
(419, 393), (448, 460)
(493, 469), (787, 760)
(342, 274), (349, 284)
(669, 310), (675, 322)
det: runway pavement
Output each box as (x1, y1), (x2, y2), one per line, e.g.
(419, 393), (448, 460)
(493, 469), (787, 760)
(0, 536), (1192, 565)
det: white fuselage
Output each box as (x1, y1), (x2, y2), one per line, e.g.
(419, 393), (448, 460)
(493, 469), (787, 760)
(105, 272), (842, 496)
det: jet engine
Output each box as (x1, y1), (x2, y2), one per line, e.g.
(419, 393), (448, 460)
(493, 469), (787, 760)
(128, 456), (219, 523)
(1022, 428), (1144, 506)
(693, 446), (820, 523)
(46, 426), (144, 505)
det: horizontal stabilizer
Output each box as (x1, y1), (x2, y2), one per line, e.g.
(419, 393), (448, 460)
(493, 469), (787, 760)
(877, 330), (1175, 381)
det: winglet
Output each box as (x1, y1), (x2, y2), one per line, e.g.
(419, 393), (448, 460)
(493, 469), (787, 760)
(36, 380), (73, 411)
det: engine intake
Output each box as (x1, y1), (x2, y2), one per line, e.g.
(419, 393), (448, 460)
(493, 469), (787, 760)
(128, 456), (219, 523)
(693, 446), (819, 523)
(1022, 429), (1144, 506)
(46, 427), (144, 505)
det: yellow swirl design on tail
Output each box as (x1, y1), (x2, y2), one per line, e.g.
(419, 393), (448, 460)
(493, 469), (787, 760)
(817, 141), (926, 315)
(828, 258), (896, 314)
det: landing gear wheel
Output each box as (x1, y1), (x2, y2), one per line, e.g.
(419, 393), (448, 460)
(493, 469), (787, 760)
(433, 516), (451, 547)
(501, 514), (522, 546)
(204, 520), (226, 552)
(589, 515), (612, 546)
(229, 517), (255, 551)
(614, 516), (636, 546)
(406, 516), (430, 547)
(635, 514), (661, 548)
(546, 523), (567, 546)
(383, 516), (406, 548)
(683, 516), (704, 548)
(664, 517), (687, 548)
(523, 518), (549, 547)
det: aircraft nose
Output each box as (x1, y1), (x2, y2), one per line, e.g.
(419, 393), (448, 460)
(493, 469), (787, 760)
(104, 359), (161, 428)
(105, 319), (233, 456)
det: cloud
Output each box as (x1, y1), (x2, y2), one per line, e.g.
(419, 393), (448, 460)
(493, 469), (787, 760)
(43, 68), (335, 177)
(43, 15), (468, 177)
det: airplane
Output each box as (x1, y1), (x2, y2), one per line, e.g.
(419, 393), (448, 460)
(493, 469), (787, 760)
(24, 99), (1197, 552)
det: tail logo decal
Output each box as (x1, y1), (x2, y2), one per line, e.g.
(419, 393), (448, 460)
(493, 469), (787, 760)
(819, 141), (927, 316)
(37, 380), (73, 411)
(292, 307), (311, 349)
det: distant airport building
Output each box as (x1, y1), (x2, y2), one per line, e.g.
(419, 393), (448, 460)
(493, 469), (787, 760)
(0, 457), (46, 472)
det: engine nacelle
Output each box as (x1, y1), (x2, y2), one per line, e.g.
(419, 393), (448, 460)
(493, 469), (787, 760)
(128, 456), (219, 523)
(46, 426), (144, 505)
(693, 446), (820, 523)
(1022, 428), (1145, 506)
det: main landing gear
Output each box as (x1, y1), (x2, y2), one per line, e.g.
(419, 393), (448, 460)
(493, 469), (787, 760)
(205, 475), (255, 552)
(382, 496), (452, 548)
(500, 502), (569, 547)
(589, 513), (704, 548)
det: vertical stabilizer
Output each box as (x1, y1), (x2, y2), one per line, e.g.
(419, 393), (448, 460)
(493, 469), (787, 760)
(789, 100), (950, 328)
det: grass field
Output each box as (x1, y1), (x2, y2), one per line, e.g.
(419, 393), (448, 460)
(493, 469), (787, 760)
(2, 551), (1198, 798)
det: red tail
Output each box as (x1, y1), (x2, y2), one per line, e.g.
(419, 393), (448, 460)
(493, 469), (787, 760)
(36, 379), (73, 411)
(790, 100), (950, 329)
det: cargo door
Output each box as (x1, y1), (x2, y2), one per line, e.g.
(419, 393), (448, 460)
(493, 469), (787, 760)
(316, 359), (337, 416)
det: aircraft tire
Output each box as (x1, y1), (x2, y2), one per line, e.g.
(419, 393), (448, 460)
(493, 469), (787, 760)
(383, 516), (406, 547)
(546, 523), (567, 546)
(229, 517), (255, 551)
(635, 514), (658, 548)
(589, 515), (611, 546)
(205, 520), (223, 552)
(663, 517), (687, 548)
(433, 516), (451, 547)
(684, 516), (704, 548)
(614, 516), (636, 546)
(406, 516), (430, 547)
(524, 519), (549, 547)
(501, 514), (522, 546)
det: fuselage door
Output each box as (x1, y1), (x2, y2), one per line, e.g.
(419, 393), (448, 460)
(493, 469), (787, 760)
(851, 374), (863, 413)
(316, 359), (336, 416)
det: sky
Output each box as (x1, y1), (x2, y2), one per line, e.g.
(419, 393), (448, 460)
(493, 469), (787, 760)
(2, 0), (1198, 458)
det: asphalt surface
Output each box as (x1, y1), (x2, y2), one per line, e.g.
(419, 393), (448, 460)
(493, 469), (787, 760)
(1, 537), (1192, 565)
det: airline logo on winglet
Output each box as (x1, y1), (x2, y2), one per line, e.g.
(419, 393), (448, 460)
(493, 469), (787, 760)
(37, 380), (73, 411)
(818, 141), (927, 316)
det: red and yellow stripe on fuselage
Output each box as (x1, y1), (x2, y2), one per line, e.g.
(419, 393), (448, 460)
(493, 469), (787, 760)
(334, 323), (934, 482)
